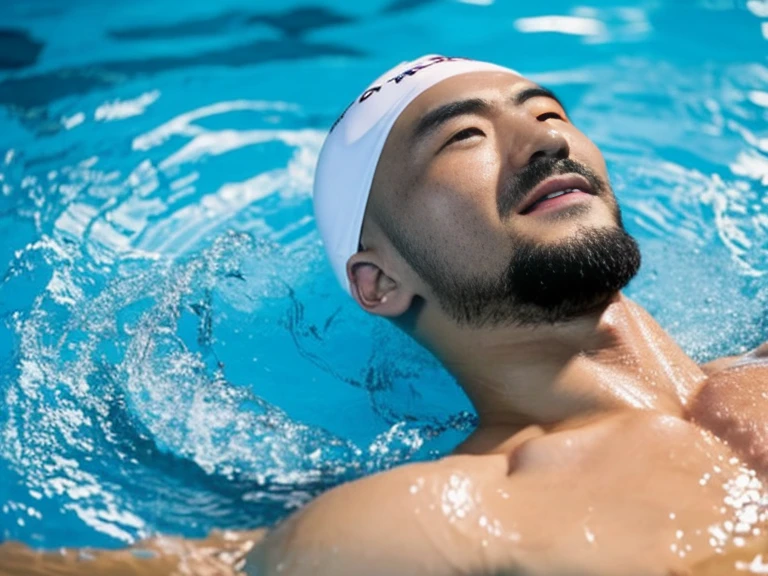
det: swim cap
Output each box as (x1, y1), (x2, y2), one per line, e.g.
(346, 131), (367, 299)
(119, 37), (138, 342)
(313, 54), (520, 294)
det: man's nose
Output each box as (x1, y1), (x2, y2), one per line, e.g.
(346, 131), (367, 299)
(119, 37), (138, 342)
(528, 128), (569, 164)
(506, 115), (570, 169)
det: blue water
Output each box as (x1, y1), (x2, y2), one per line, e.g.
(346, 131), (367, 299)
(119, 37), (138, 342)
(1, 0), (767, 551)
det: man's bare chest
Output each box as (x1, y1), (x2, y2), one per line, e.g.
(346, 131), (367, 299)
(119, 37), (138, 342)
(442, 410), (767, 575)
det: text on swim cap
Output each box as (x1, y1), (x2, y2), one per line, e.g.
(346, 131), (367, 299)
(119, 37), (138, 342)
(329, 55), (469, 132)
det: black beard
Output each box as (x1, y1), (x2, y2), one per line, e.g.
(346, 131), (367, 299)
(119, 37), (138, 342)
(428, 226), (642, 328)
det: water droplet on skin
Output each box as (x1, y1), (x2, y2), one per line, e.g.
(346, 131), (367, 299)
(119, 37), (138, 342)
(736, 522), (751, 534)
(735, 554), (768, 572)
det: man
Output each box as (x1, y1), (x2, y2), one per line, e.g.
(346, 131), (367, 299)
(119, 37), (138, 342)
(1, 55), (766, 576)
(244, 54), (768, 575)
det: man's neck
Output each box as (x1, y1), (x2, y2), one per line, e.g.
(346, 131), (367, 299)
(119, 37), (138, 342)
(420, 294), (707, 430)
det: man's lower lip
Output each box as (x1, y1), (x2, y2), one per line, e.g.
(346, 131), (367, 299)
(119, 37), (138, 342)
(522, 190), (592, 215)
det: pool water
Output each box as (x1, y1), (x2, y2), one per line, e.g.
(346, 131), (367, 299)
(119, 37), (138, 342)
(1, 0), (767, 550)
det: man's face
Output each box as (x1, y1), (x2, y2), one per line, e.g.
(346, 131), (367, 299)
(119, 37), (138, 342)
(366, 71), (641, 327)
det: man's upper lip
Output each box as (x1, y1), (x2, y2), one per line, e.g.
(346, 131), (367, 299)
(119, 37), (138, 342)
(518, 174), (595, 214)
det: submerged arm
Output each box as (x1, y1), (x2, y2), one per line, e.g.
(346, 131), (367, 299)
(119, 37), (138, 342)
(0, 529), (266, 576)
(700, 341), (768, 375)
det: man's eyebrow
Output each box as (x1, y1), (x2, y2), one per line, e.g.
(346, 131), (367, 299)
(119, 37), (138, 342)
(513, 86), (568, 116)
(411, 98), (492, 143)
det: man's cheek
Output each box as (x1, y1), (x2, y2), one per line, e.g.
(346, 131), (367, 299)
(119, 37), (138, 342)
(582, 139), (609, 176)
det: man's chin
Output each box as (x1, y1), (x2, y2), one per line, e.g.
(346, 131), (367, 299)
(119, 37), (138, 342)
(511, 226), (640, 321)
(432, 226), (642, 329)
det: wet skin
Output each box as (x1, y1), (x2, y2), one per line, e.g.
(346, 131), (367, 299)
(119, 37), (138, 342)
(244, 315), (768, 576)
(3, 72), (768, 575)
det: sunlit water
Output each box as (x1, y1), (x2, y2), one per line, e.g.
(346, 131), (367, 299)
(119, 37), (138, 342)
(0, 0), (767, 550)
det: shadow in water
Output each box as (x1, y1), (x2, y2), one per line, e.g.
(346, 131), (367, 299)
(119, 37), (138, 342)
(0, 28), (44, 70)
(0, 1), (455, 112)
(108, 6), (355, 40)
(0, 38), (364, 110)
(381, 0), (440, 14)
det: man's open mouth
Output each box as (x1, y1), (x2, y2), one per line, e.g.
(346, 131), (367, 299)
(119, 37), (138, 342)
(519, 174), (596, 215)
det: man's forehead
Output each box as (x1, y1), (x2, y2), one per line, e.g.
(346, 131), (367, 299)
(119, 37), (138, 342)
(393, 70), (533, 133)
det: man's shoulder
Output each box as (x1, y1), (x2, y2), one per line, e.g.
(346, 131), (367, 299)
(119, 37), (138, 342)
(276, 452), (502, 536)
(246, 454), (505, 576)
(688, 345), (768, 473)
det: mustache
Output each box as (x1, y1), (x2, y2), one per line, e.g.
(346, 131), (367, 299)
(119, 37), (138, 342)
(497, 158), (608, 218)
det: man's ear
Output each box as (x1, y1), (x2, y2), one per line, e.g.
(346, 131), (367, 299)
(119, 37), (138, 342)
(347, 251), (413, 317)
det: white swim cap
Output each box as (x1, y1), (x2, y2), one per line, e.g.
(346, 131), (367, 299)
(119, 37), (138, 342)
(313, 54), (520, 294)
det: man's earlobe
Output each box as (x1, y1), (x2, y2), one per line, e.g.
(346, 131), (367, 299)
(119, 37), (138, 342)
(347, 254), (412, 317)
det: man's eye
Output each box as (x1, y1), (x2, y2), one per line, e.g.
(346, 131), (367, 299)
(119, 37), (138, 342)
(444, 127), (484, 147)
(537, 111), (564, 121)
